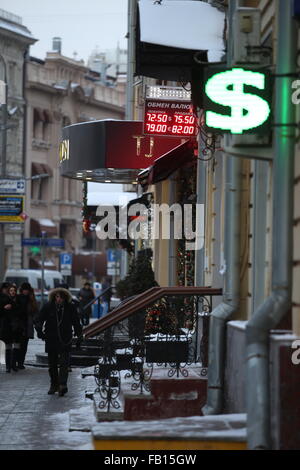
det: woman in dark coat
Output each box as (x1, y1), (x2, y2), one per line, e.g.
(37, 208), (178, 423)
(0, 284), (24, 372)
(34, 287), (82, 396)
(18, 282), (38, 369)
(0, 282), (12, 372)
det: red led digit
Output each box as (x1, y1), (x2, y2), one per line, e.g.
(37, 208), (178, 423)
(146, 113), (156, 122)
(144, 101), (197, 136)
(157, 114), (168, 123)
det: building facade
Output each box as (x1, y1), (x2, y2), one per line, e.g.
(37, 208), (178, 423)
(0, 9), (36, 271)
(24, 46), (125, 279)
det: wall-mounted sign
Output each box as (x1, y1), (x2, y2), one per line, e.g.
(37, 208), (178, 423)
(60, 252), (73, 276)
(22, 237), (65, 248)
(144, 99), (198, 138)
(0, 195), (25, 223)
(204, 67), (271, 135)
(0, 178), (25, 194)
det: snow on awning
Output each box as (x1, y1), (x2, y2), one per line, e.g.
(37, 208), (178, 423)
(87, 191), (137, 207)
(30, 218), (57, 236)
(138, 0), (225, 62)
(136, 0), (225, 81)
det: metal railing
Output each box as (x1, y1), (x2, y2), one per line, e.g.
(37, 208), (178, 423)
(82, 287), (222, 412)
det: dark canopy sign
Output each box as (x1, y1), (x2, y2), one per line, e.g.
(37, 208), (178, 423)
(59, 120), (187, 183)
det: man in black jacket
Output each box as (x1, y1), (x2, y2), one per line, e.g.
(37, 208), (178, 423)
(78, 282), (95, 326)
(34, 288), (82, 396)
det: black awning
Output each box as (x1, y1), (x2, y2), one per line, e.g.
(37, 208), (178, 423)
(135, 1), (225, 82)
(137, 140), (195, 188)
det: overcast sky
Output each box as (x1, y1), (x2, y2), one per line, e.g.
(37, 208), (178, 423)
(1, 0), (128, 63)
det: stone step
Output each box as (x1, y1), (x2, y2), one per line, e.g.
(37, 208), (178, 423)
(123, 390), (205, 421)
(91, 414), (247, 450)
(35, 352), (100, 367)
(70, 346), (103, 356)
(124, 366), (207, 421)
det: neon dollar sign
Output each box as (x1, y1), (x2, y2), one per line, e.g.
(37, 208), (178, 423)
(205, 68), (271, 134)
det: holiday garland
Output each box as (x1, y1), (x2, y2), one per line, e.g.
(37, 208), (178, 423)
(177, 164), (197, 287)
(144, 299), (179, 335)
(82, 181), (91, 232)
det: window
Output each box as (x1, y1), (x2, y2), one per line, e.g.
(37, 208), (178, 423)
(43, 110), (53, 142)
(33, 108), (44, 140)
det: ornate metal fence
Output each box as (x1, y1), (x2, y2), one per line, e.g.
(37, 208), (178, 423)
(82, 287), (222, 412)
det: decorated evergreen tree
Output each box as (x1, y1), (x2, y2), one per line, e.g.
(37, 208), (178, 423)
(116, 249), (158, 300)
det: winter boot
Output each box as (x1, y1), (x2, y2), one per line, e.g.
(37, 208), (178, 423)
(58, 385), (68, 397)
(48, 368), (59, 395)
(11, 349), (19, 372)
(17, 347), (25, 369)
(5, 349), (11, 373)
(48, 384), (59, 395)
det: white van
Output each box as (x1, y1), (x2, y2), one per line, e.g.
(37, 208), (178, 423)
(4, 269), (64, 292)
(43, 270), (64, 290)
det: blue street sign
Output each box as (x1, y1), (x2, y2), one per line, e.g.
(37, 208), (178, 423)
(22, 238), (65, 248)
(44, 238), (65, 248)
(22, 238), (41, 246)
(60, 253), (72, 265)
(107, 249), (116, 262)
(107, 249), (121, 262)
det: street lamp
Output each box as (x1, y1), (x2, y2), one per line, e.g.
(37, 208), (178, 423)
(0, 53), (8, 282)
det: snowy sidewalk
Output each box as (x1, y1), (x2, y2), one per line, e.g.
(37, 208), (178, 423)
(0, 337), (95, 450)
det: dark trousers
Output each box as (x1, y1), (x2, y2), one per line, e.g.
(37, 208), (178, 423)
(19, 338), (29, 366)
(48, 350), (70, 387)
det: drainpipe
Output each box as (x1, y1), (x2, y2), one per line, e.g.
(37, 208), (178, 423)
(126, 0), (137, 120)
(246, 0), (296, 450)
(202, 0), (241, 416)
(202, 155), (241, 414)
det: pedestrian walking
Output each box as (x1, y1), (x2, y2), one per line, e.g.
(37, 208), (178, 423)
(101, 276), (112, 316)
(18, 282), (38, 369)
(0, 283), (24, 373)
(57, 282), (82, 372)
(34, 287), (82, 396)
(78, 282), (95, 326)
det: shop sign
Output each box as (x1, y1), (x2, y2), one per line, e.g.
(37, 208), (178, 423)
(0, 195), (25, 223)
(144, 99), (198, 138)
(204, 67), (271, 134)
(0, 178), (25, 194)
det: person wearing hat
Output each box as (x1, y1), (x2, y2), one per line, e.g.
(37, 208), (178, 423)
(34, 287), (82, 396)
(18, 282), (38, 369)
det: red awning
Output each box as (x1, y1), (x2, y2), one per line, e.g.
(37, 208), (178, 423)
(30, 218), (58, 237)
(137, 140), (196, 188)
(32, 162), (53, 177)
